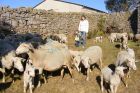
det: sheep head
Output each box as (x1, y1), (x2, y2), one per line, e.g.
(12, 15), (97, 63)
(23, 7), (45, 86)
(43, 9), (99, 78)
(115, 66), (127, 77)
(16, 43), (34, 55)
(12, 57), (24, 72)
(127, 58), (137, 70)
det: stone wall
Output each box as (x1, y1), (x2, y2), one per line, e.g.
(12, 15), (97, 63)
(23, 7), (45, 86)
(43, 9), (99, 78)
(0, 6), (132, 36)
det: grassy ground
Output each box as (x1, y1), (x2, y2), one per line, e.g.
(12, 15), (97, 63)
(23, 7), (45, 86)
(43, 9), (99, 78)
(0, 36), (140, 93)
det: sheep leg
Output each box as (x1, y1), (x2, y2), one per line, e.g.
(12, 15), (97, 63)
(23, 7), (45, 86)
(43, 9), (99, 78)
(42, 73), (47, 84)
(79, 67), (81, 72)
(11, 69), (15, 83)
(100, 75), (104, 92)
(86, 68), (90, 81)
(48, 72), (53, 78)
(90, 64), (96, 71)
(110, 85), (114, 93)
(67, 66), (74, 83)
(99, 58), (102, 70)
(24, 81), (28, 93)
(61, 68), (65, 79)
(121, 77), (128, 87)
(114, 85), (118, 93)
(29, 81), (33, 93)
(75, 64), (80, 72)
(2, 68), (5, 82)
(126, 68), (131, 78)
(0, 68), (5, 73)
(37, 76), (41, 88)
(32, 78), (34, 89)
(37, 68), (43, 88)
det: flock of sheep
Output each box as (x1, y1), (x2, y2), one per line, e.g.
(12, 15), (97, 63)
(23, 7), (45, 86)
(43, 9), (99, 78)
(0, 32), (139, 93)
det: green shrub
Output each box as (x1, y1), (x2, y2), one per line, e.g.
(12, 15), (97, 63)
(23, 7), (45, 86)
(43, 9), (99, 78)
(96, 30), (104, 36)
(87, 31), (95, 39)
(93, 16), (106, 36)
(97, 16), (105, 33)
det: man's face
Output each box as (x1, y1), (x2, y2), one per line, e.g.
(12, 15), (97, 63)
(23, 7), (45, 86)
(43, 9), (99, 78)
(82, 17), (85, 20)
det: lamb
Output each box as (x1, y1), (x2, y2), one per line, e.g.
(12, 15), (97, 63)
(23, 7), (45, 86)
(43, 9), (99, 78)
(95, 36), (103, 43)
(16, 43), (74, 87)
(1, 50), (24, 82)
(109, 33), (117, 43)
(74, 46), (102, 81)
(128, 33), (134, 40)
(23, 59), (35, 93)
(101, 66), (126, 93)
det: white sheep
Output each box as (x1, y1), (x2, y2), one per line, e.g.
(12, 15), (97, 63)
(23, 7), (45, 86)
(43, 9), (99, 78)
(135, 34), (140, 40)
(115, 50), (137, 87)
(115, 50), (137, 71)
(23, 59), (35, 93)
(110, 33), (128, 43)
(128, 33), (134, 40)
(1, 50), (24, 82)
(109, 33), (117, 43)
(74, 46), (102, 81)
(101, 66), (126, 93)
(95, 36), (103, 43)
(16, 42), (74, 87)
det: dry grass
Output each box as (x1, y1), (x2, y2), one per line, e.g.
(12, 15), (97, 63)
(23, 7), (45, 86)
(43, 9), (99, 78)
(0, 36), (140, 93)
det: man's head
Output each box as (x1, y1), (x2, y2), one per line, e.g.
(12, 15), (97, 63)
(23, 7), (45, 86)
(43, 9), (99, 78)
(81, 15), (86, 20)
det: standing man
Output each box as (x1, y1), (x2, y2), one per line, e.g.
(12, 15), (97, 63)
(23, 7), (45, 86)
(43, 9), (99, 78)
(78, 15), (89, 48)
